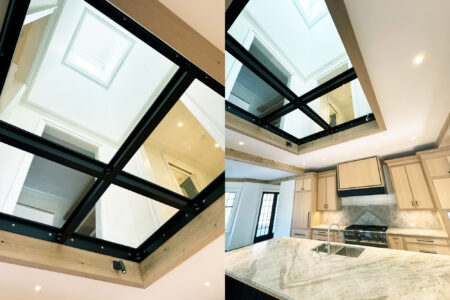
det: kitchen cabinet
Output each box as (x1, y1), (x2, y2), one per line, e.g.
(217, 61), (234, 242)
(337, 156), (385, 196)
(386, 156), (434, 209)
(387, 234), (450, 255)
(291, 174), (317, 239)
(387, 235), (405, 250)
(317, 170), (340, 211)
(418, 147), (450, 210)
(311, 228), (344, 243)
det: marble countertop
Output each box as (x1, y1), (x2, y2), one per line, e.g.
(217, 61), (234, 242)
(387, 228), (448, 238)
(225, 237), (450, 300)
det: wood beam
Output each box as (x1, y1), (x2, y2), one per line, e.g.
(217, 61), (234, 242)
(108, 0), (224, 85)
(226, 112), (298, 154)
(326, 0), (386, 130)
(0, 230), (144, 288)
(226, 178), (272, 184)
(297, 120), (382, 154)
(140, 196), (224, 288)
(436, 112), (450, 148)
(226, 148), (304, 174)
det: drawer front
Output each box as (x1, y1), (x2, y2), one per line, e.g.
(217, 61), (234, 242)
(388, 236), (405, 250)
(406, 243), (450, 255)
(312, 235), (328, 242)
(334, 232), (345, 243)
(291, 228), (310, 239)
(312, 230), (328, 236)
(404, 237), (449, 246)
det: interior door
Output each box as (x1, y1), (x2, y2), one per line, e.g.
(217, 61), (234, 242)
(254, 192), (278, 243)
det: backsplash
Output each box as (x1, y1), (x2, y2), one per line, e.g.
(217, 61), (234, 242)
(321, 204), (442, 229)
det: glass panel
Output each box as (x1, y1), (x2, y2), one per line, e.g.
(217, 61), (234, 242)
(225, 192), (236, 230)
(76, 184), (178, 248)
(228, 0), (350, 97)
(0, 0), (178, 163)
(0, 142), (95, 228)
(124, 79), (225, 199)
(225, 52), (289, 118)
(270, 109), (323, 140)
(307, 79), (372, 126)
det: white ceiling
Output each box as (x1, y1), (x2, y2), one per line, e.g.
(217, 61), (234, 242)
(225, 159), (296, 180)
(226, 0), (450, 170)
(0, 235), (224, 300)
(159, 0), (224, 51)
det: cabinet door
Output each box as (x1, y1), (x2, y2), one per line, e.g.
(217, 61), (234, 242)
(326, 175), (338, 210)
(405, 163), (434, 209)
(388, 235), (405, 250)
(295, 179), (304, 191)
(433, 178), (450, 209)
(292, 192), (311, 229)
(303, 178), (312, 191)
(390, 166), (415, 209)
(317, 177), (327, 210)
(425, 156), (450, 177)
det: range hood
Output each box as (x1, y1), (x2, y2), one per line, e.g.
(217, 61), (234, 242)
(337, 156), (387, 197)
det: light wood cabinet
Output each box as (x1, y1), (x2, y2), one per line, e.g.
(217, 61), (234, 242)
(311, 228), (343, 243)
(386, 156), (434, 210)
(388, 235), (405, 250)
(337, 157), (385, 195)
(432, 178), (450, 209)
(291, 174), (317, 239)
(317, 171), (340, 211)
(388, 234), (450, 255)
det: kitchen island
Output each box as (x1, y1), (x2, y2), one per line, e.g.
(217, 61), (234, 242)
(225, 237), (450, 300)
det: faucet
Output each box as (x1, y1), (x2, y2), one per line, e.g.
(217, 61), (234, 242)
(326, 223), (341, 255)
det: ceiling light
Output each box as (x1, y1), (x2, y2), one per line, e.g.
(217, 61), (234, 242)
(214, 143), (220, 148)
(322, 158), (326, 161)
(35, 286), (42, 292)
(177, 122), (183, 127)
(238, 141), (245, 146)
(345, 152), (350, 156)
(375, 145), (380, 149)
(204, 281), (211, 287)
(413, 54), (424, 65)
(302, 162), (306, 166)
(410, 136), (416, 141)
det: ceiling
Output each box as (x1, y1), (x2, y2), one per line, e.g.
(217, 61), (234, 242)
(225, 159), (296, 180)
(226, 0), (450, 171)
(0, 235), (224, 300)
(159, 0), (224, 51)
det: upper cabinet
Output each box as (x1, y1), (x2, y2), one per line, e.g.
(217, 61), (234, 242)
(317, 171), (340, 211)
(418, 147), (450, 210)
(386, 156), (434, 210)
(295, 177), (312, 192)
(337, 156), (386, 197)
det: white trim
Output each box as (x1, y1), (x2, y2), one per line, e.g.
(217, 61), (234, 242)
(24, 6), (56, 25)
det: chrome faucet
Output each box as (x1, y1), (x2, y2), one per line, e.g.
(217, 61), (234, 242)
(326, 223), (341, 255)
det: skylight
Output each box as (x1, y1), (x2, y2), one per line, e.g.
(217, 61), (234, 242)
(294, 0), (328, 28)
(63, 8), (134, 87)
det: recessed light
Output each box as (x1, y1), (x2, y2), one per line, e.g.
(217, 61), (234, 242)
(214, 143), (220, 148)
(345, 152), (350, 156)
(204, 281), (211, 287)
(413, 54), (424, 65)
(35, 285), (42, 292)
(322, 158), (326, 161)
(177, 122), (183, 127)
(302, 162), (306, 166)
(238, 141), (245, 146)
(410, 136), (416, 141)
(375, 145), (380, 149)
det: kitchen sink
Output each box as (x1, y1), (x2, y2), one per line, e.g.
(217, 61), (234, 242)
(335, 246), (364, 258)
(311, 243), (342, 254)
(311, 243), (365, 258)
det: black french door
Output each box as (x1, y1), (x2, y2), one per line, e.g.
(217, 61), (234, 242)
(253, 192), (278, 243)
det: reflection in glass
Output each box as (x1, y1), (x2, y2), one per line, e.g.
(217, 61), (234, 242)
(0, 0), (178, 163)
(307, 79), (372, 126)
(270, 109), (322, 140)
(125, 80), (225, 199)
(76, 185), (178, 248)
(228, 0), (350, 97)
(0, 142), (94, 228)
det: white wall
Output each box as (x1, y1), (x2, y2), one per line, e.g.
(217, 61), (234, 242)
(273, 180), (295, 238)
(225, 181), (279, 251)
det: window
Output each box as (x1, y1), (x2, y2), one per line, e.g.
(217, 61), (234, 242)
(0, 0), (223, 263)
(254, 192), (278, 243)
(225, 192), (237, 231)
(226, 0), (375, 145)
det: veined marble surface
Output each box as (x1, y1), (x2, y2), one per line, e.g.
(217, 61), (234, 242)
(387, 228), (448, 238)
(225, 237), (450, 300)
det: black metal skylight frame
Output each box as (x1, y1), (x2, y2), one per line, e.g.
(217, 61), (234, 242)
(225, 0), (375, 146)
(0, 0), (224, 262)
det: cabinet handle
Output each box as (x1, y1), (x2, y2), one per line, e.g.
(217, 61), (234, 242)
(307, 212), (310, 228)
(391, 237), (399, 240)
(417, 239), (434, 243)
(295, 233), (305, 236)
(415, 201), (419, 207)
(419, 250), (437, 254)
(411, 201), (415, 207)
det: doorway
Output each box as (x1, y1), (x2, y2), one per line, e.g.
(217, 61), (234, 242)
(253, 192), (278, 243)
